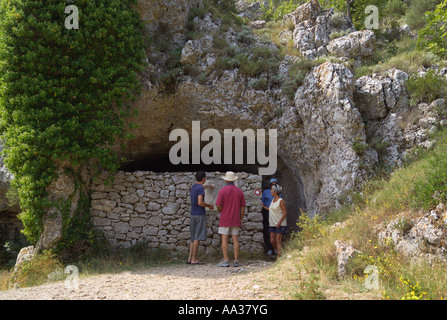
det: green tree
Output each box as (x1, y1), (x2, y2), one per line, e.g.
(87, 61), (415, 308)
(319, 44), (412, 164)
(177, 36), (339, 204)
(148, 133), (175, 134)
(0, 0), (146, 248)
(418, 0), (447, 59)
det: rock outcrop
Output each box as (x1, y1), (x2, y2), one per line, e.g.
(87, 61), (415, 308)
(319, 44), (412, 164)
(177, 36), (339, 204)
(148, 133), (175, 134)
(334, 240), (361, 278)
(285, 0), (355, 59)
(13, 245), (36, 270)
(377, 204), (447, 264)
(100, 1), (447, 221)
(327, 30), (376, 60)
(277, 62), (366, 216)
(137, 0), (203, 46)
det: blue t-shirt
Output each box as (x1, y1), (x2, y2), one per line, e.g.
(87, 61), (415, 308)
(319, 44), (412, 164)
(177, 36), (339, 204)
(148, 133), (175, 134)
(190, 184), (206, 216)
(261, 189), (274, 207)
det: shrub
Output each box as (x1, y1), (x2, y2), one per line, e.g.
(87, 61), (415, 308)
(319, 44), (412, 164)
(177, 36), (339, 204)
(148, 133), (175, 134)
(292, 210), (327, 248)
(248, 78), (268, 91)
(282, 58), (315, 100)
(0, 0), (146, 245)
(418, 0), (447, 59)
(261, 0), (306, 21)
(8, 250), (64, 289)
(404, 0), (443, 30)
(406, 70), (447, 105)
(353, 138), (369, 156)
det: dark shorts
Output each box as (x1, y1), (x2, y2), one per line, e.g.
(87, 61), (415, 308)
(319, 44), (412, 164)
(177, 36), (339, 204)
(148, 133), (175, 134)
(269, 226), (287, 234)
(190, 215), (207, 241)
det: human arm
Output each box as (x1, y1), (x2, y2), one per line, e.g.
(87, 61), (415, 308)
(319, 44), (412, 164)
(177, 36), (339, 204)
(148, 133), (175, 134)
(240, 193), (246, 222)
(276, 199), (287, 228)
(215, 191), (222, 212)
(240, 206), (245, 221)
(261, 191), (269, 210)
(198, 194), (214, 210)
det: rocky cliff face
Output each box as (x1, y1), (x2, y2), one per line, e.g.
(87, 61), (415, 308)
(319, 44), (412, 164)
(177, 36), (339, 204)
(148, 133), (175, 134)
(1, 0), (446, 249)
(121, 0), (444, 222)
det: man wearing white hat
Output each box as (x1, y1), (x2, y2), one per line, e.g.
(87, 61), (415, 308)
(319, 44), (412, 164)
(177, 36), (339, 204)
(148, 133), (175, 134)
(215, 171), (246, 267)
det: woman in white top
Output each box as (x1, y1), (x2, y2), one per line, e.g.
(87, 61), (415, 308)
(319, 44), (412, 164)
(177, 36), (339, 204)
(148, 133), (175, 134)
(269, 184), (287, 258)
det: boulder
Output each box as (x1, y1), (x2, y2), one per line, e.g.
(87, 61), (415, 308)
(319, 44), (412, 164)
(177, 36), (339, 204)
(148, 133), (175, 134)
(377, 208), (447, 264)
(287, 0), (354, 59)
(14, 246), (36, 270)
(334, 240), (361, 278)
(327, 30), (376, 60)
(354, 69), (409, 121)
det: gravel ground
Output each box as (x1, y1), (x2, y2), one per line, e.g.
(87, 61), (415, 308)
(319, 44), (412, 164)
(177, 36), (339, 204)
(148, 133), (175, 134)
(0, 260), (282, 300)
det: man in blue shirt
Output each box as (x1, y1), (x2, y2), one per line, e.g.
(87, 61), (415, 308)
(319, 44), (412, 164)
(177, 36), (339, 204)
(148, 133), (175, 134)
(261, 178), (278, 256)
(188, 171), (214, 265)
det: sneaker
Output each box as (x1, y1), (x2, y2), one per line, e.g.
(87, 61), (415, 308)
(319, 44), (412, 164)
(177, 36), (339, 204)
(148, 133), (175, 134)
(266, 250), (273, 256)
(233, 260), (240, 267)
(217, 260), (230, 267)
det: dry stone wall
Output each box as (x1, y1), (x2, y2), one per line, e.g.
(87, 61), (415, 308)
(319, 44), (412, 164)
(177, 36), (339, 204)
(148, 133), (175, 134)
(90, 171), (264, 254)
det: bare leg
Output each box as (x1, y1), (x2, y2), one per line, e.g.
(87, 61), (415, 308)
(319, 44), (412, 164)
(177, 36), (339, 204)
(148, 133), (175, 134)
(276, 233), (282, 258)
(270, 233), (276, 253)
(188, 241), (193, 263)
(232, 235), (240, 262)
(221, 234), (229, 261)
(189, 240), (200, 263)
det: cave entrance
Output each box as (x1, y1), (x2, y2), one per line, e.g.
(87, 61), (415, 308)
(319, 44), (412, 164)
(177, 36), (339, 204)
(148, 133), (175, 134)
(119, 154), (306, 233)
(119, 154), (259, 174)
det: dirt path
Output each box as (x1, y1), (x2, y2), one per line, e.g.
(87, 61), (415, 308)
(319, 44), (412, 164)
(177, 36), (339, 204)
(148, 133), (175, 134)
(0, 260), (283, 300)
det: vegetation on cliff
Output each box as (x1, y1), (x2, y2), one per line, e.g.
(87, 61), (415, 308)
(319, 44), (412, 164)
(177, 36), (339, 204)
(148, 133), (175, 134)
(0, 0), (146, 246)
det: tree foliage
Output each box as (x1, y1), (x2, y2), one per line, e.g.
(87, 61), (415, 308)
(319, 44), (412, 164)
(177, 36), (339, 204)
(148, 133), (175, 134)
(0, 0), (146, 244)
(418, 0), (447, 59)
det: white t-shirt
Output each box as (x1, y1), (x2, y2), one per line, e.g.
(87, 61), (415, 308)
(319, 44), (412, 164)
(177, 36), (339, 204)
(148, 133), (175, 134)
(269, 198), (287, 227)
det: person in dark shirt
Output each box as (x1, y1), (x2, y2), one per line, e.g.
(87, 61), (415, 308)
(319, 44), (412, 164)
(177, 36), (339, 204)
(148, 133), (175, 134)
(188, 171), (214, 265)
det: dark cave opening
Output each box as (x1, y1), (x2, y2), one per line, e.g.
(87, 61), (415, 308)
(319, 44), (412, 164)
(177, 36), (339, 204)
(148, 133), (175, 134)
(119, 154), (260, 174)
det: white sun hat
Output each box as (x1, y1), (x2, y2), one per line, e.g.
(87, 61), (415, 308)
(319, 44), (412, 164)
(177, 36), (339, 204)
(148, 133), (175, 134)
(221, 171), (239, 181)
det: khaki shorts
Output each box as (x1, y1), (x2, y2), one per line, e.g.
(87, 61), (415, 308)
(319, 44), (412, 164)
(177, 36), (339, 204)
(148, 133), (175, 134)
(218, 226), (240, 236)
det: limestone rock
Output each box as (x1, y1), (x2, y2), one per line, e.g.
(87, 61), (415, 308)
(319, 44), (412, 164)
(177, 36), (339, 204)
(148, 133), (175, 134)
(377, 208), (447, 264)
(287, 0), (354, 59)
(334, 240), (361, 278)
(355, 69), (410, 167)
(14, 246), (36, 270)
(280, 62), (365, 216)
(162, 202), (180, 215)
(236, 1), (269, 20)
(136, 0), (204, 46)
(91, 199), (117, 212)
(327, 30), (376, 60)
(0, 142), (18, 213)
